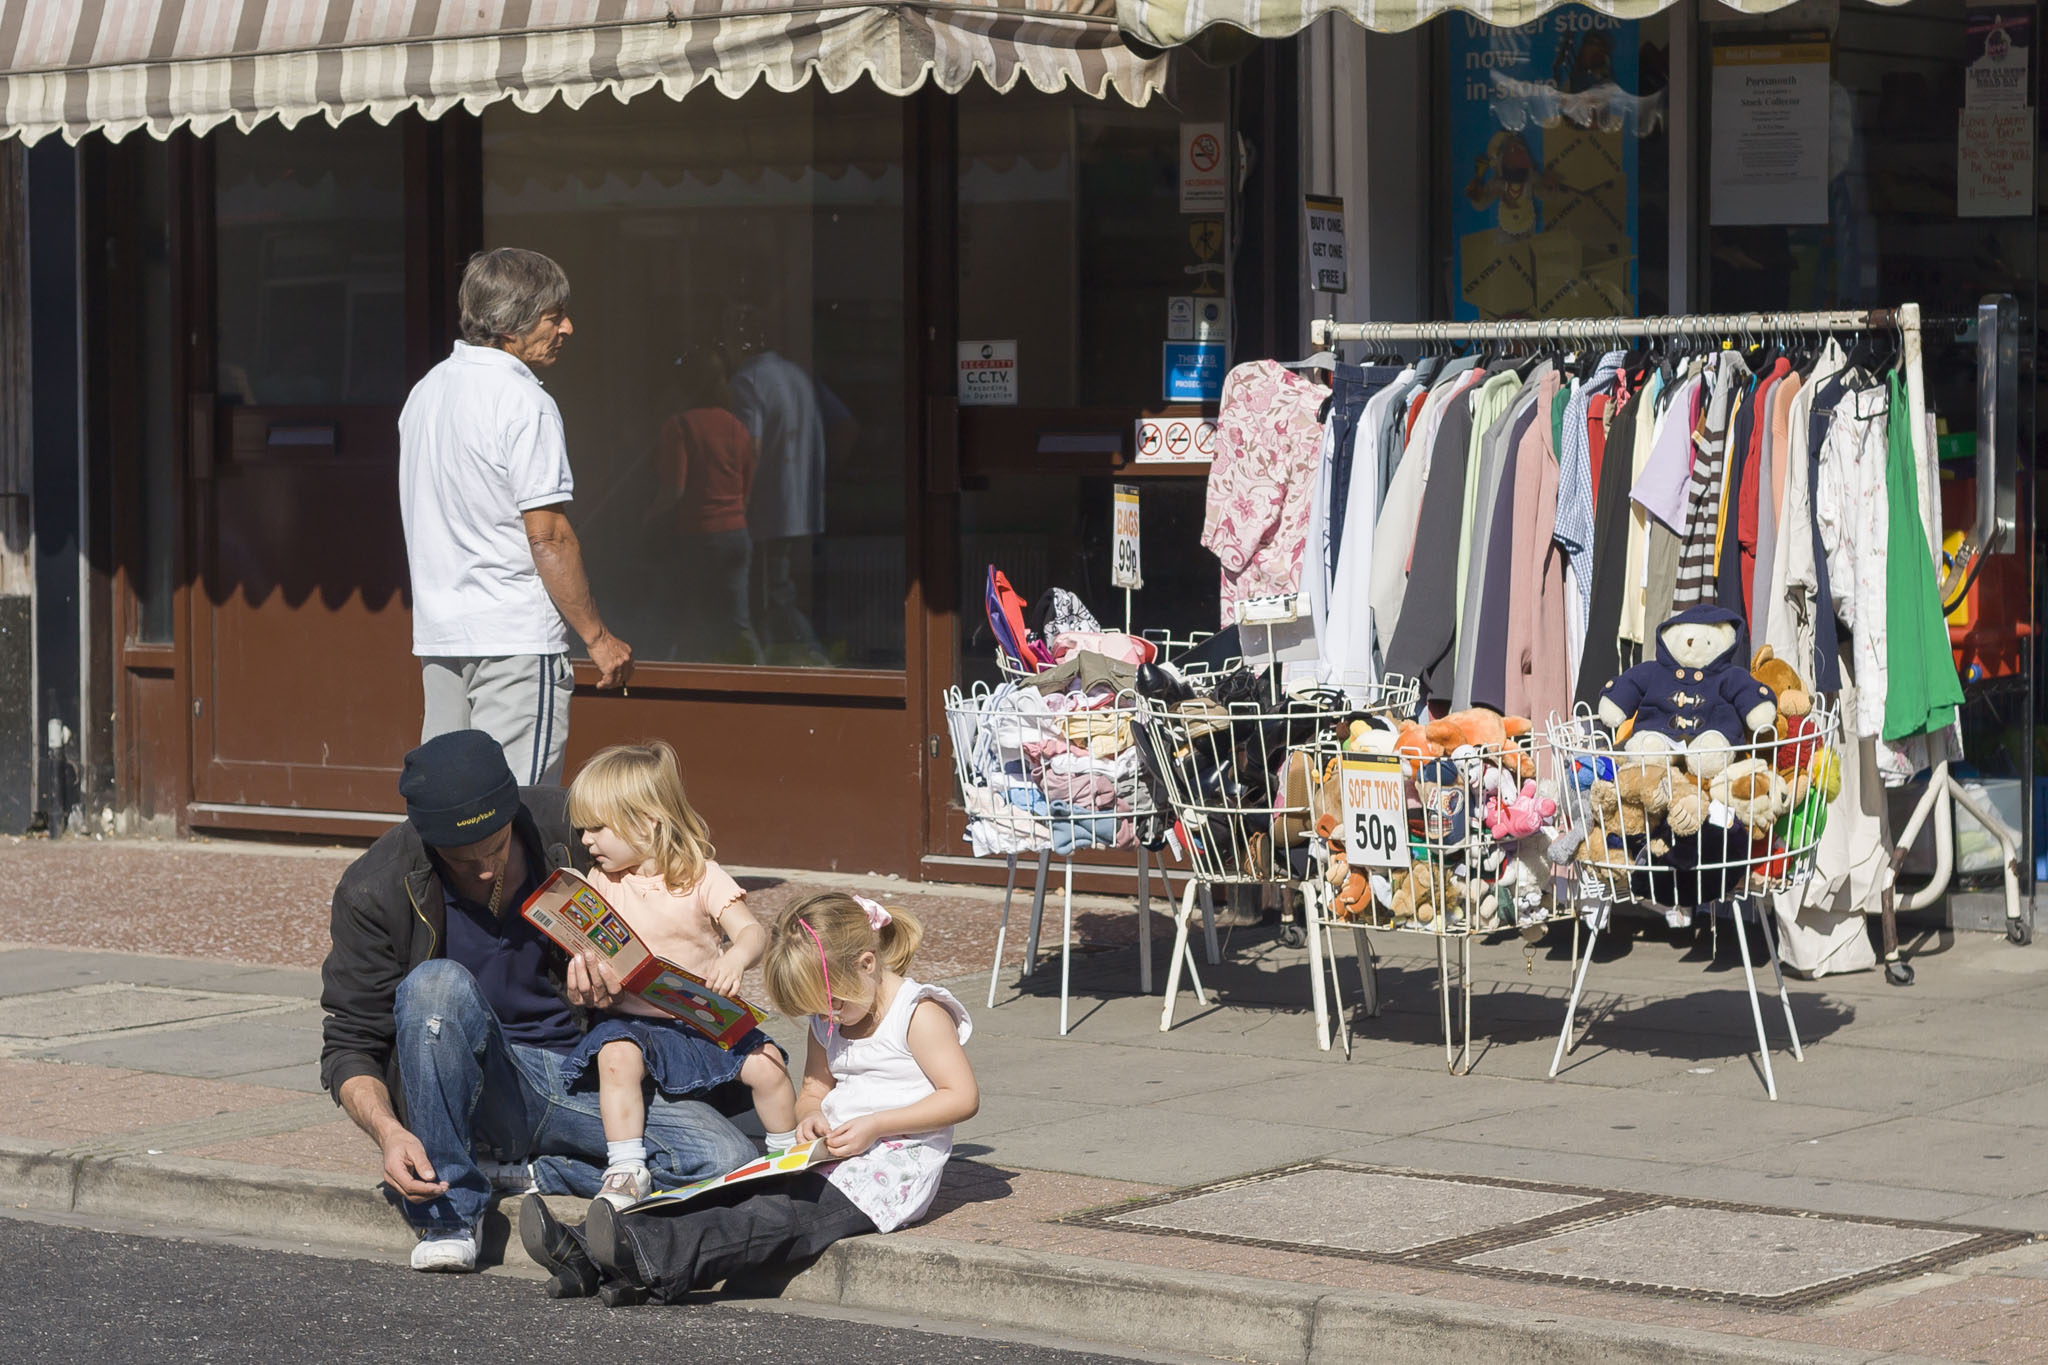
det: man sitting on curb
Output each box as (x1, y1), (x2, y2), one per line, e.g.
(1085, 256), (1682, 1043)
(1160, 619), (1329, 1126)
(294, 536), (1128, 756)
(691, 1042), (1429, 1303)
(319, 730), (758, 1272)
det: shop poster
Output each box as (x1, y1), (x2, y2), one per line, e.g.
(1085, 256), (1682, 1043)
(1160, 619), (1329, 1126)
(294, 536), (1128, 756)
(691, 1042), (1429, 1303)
(1966, 8), (2031, 109)
(1708, 38), (1832, 226)
(1448, 8), (1643, 321)
(1960, 9), (2034, 217)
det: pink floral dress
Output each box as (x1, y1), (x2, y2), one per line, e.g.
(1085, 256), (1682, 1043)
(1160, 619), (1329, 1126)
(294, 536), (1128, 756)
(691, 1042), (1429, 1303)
(1201, 359), (1331, 623)
(814, 980), (971, 1232)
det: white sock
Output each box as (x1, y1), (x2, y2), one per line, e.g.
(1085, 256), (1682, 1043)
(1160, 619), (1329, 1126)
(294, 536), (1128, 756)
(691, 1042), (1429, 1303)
(764, 1129), (798, 1152)
(606, 1138), (647, 1169)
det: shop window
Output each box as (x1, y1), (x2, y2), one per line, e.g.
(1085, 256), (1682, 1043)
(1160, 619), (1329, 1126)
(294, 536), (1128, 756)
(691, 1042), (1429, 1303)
(958, 63), (1232, 407)
(1434, 6), (1671, 319)
(481, 84), (906, 670)
(955, 61), (1232, 671)
(214, 119), (406, 407)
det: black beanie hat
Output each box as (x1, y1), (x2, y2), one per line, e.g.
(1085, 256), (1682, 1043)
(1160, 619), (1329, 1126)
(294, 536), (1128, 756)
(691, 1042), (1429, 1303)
(400, 731), (519, 848)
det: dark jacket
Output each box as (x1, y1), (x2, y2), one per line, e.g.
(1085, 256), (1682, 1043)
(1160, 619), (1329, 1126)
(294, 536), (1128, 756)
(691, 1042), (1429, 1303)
(318, 786), (591, 1114)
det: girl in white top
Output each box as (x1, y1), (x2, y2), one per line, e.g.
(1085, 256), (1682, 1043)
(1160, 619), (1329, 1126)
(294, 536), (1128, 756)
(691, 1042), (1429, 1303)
(531, 890), (978, 1302)
(564, 741), (797, 1210)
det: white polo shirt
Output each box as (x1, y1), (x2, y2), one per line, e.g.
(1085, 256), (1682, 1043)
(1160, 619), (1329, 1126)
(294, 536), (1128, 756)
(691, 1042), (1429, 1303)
(399, 342), (575, 657)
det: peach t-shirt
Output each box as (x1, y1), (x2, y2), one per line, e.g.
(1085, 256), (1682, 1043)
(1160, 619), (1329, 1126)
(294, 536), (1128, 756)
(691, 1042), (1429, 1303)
(588, 859), (747, 1018)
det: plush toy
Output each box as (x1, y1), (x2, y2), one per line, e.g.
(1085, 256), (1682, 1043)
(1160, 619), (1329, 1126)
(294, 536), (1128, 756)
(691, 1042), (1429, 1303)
(1485, 776), (1557, 840)
(1750, 645), (1813, 721)
(1389, 864), (1451, 926)
(1597, 605), (1777, 781)
(1393, 719), (1441, 762)
(1424, 709), (1536, 779)
(1710, 758), (1793, 835)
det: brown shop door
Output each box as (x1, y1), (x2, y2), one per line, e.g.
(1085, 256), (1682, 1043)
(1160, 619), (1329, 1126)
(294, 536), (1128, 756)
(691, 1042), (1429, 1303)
(188, 404), (417, 816)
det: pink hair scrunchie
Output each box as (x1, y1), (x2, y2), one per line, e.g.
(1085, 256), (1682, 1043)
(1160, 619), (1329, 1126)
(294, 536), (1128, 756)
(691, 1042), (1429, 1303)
(853, 894), (892, 930)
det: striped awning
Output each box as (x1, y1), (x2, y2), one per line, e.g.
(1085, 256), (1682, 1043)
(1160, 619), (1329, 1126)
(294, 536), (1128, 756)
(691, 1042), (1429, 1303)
(0, 0), (1166, 147)
(1115, 0), (1907, 45)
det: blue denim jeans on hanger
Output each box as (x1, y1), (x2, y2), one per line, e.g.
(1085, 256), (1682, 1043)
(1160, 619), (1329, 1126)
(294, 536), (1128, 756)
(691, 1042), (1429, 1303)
(392, 960), (758, 1235)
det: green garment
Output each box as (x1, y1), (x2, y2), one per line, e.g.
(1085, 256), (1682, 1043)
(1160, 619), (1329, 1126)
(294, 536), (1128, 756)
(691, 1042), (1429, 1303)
(1881, 371), (1964, 741)
(1452, 369), (1525, 635)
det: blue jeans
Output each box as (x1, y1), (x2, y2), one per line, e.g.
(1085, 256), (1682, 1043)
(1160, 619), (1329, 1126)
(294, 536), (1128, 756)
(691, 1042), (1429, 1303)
(392, 960), (757, 1235)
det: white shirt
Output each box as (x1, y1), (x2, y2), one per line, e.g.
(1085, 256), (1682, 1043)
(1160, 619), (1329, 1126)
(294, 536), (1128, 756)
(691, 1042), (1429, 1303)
(399, 342), (575, 657)
(815, 979), (971, 1232)
(730, 350), (827, 541)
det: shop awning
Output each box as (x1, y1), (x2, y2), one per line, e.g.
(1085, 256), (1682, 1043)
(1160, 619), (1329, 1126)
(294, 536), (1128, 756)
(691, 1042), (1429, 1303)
(1115, 0), (1907, 45)
(0, 0), (1166, 147)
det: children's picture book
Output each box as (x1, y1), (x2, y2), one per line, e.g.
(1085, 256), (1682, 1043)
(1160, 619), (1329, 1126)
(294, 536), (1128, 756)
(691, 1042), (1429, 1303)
(625, 1140), (831, 1214)
(519, 867), (768, 1049)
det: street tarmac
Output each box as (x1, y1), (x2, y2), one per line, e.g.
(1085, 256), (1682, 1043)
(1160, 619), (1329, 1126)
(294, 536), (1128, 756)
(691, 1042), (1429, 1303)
(0, 1215), (1191, 1365)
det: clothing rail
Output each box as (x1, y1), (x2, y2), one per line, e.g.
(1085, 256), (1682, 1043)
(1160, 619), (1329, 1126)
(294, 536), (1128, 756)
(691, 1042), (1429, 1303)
(1310, 307), (1911, 349)
(1308, 301), (2026, 981)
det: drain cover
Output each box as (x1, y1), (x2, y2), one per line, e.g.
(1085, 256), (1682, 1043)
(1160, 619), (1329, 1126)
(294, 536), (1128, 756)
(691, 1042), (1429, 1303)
(1065, 1161), (2027, 1308)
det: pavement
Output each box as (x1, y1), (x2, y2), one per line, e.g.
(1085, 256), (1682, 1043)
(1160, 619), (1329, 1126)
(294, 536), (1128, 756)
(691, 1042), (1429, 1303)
(4, 836), (2048, 1363)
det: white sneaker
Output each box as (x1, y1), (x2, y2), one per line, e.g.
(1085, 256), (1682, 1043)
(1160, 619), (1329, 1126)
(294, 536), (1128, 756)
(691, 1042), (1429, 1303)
(409, 1228), (479, 1273)
(592, 1163), (652, 1210)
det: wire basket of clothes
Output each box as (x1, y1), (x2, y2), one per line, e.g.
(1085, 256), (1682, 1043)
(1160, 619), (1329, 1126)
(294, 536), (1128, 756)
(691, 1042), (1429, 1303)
(1304, 708), (1565, 940)
(1545, 695), (1844, 910)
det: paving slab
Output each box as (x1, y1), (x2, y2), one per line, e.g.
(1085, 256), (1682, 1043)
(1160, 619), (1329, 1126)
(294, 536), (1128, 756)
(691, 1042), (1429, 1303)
(962, 1103), (1343, 1186)
(1106, 1166), (1602, 1255)
(0, 985), (288, 1040)
(1737, 1116), (2048, 1200)
(1332, 1136), (1694, 1193)
(1152, 1062), (1550, 1137)
(25, 1011), (326, 1078)
(1459, 1204), (1975, 1303)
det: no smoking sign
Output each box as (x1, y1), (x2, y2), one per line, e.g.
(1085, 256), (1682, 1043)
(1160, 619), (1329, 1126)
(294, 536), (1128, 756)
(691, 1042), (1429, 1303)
(1134, 416), (1219, 464)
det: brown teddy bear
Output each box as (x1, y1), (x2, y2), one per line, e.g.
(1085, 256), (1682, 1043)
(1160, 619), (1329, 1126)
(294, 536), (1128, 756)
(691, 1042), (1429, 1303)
(1710, 758), (1793, 835)
(1750, 645), (1813, 721)
(1388, 864), (1449, 926)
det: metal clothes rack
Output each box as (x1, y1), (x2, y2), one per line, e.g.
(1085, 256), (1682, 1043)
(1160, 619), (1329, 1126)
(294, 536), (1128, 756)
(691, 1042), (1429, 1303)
(1311, 303), (2026, 991)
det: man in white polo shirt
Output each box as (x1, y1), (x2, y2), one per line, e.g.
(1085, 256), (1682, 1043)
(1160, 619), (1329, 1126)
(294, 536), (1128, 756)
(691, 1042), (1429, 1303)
(399, 248), (633, 786)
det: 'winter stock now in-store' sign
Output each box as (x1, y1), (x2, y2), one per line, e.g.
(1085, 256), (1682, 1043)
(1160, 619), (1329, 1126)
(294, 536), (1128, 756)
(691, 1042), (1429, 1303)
(957, 341), (1017, 406)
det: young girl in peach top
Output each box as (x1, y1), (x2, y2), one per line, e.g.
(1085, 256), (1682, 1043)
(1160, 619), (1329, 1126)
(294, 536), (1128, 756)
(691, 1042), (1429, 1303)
(564, 741), (796, 1209)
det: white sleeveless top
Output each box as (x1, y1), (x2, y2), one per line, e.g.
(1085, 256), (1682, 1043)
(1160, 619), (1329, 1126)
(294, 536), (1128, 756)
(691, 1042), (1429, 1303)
(812, 978), (971, 1232)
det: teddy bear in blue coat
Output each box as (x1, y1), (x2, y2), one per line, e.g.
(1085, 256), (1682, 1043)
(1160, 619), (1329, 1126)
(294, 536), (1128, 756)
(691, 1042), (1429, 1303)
(1596, 605), (1777, 783)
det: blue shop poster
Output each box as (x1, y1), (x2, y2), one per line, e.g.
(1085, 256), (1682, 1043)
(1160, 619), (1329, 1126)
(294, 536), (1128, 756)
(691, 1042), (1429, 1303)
(1448, 7), (1651, 320)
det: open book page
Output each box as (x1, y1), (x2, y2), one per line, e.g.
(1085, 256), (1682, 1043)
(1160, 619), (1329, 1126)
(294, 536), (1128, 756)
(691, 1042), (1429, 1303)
(625, 1140), (830, 1214)
(519, 867), (769, 1050)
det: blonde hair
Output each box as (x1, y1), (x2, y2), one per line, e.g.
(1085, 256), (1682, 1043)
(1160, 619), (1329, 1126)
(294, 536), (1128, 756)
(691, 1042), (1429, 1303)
(566, 741), (714, 893)
(763, 892), (923, 1019)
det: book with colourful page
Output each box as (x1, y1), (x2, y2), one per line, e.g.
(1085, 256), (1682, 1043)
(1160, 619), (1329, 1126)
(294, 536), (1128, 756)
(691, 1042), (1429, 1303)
(625, 1139), (833, 1213)
(518, 866), (767, 1049)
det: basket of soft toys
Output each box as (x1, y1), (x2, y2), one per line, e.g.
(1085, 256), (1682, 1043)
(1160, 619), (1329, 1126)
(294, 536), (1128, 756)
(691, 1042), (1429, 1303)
(1305, 705), (1566, 937)
(1547, 606), (1843, 910)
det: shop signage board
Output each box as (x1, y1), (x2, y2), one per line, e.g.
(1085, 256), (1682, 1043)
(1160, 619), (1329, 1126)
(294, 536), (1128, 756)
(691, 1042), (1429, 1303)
(1111, 484), (1142, 590)
(957, 341), (1017, 406)
(1340, 751), (1411, 869)
(1192, 298), (1229, 342)
(1959, 108), (2033, 216)
(1179, 123), (1227, 212)
(1135, 416), (1219, 464)
(1304, 194), (1348, 294)
(1708, 38), (1831, 226)
(1162, 342), (1226, 403)
(1446, 12), (1640, 320)
(1167, 296), (1194, 340)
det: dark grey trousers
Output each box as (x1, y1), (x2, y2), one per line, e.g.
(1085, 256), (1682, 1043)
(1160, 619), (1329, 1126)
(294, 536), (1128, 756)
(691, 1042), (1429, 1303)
(619, 1170), (877, 1300)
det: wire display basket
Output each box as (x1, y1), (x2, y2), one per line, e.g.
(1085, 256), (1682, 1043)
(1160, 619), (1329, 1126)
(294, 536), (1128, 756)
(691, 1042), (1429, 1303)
(1299, 721), (1562, 1071)
(942, 681), (1181, 1036)
(1542, 696), (1846, 1099)
(1134, 674), (1419, 1051)
(995, 629), (1216, 683)
(1546, 697), (1844, 910)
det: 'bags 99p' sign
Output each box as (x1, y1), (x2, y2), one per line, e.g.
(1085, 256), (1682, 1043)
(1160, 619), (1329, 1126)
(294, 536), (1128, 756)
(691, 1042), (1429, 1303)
(1340, 751), (1411, 868)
